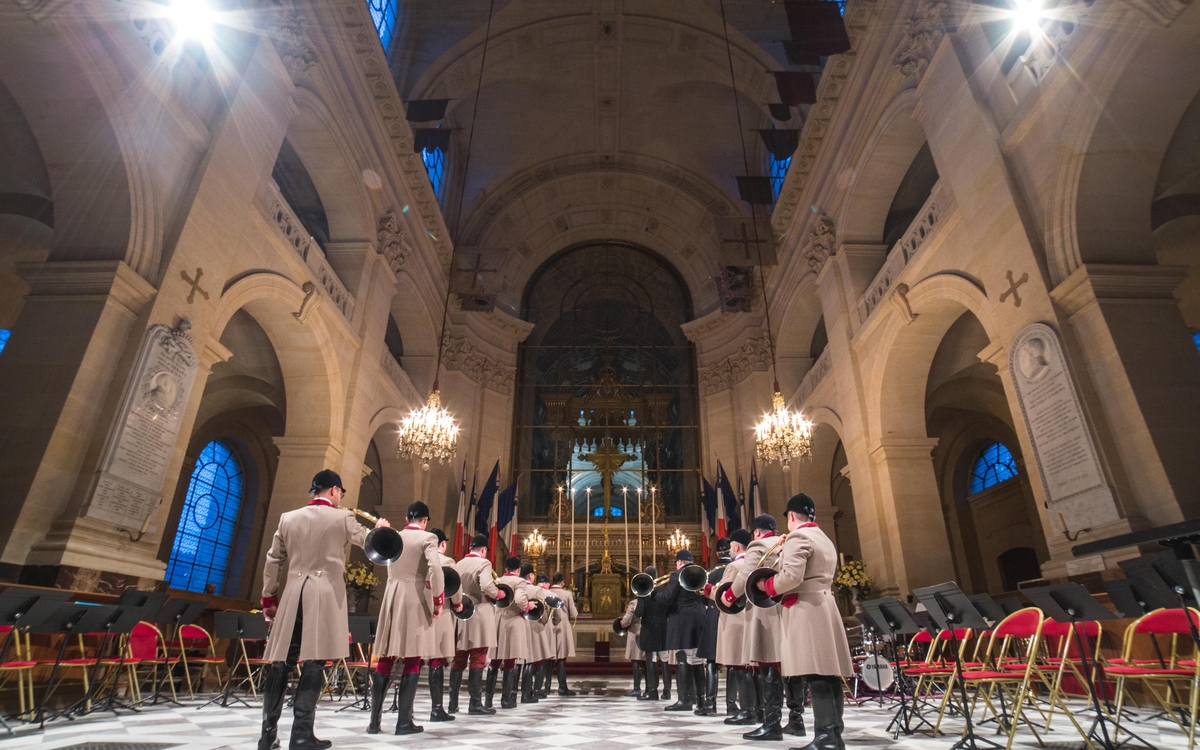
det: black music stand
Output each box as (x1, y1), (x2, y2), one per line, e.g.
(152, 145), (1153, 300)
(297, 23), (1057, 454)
(145, 597), (208, 706)
(336, 615), (373, 710)
(914, 582), (995, 750)
(200, 612), (257, 709)
(967, 594), (1007, 626)
(64, 598), (160, 718)
(32, 603), (118, 727)
(862, 597), (934, 737)
(0, 589), (69, 732)
(1024, 584), (1150, 750)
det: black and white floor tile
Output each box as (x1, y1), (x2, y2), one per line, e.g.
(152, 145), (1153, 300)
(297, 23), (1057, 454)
(3, 678), (1190, 750)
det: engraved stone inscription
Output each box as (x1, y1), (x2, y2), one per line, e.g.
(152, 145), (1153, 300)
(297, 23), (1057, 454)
(1008, 323), (1119, 532)
(86, 322), (199, 531)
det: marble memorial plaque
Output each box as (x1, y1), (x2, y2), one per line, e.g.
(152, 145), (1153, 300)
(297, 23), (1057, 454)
(1008, 323), (1119, 533)
(85, 322), (199, 531)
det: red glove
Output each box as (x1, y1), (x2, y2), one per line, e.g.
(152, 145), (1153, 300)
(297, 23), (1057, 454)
(703, 583), (714, 598)
(722, 588), (736, 606)
(782, 594), (800, 608)
(434, 592), (445, 607)
(763, 577), (778, 598)
(261, 596), (278, 622)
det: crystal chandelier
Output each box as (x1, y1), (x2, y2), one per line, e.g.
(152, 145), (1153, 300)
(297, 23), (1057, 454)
(666, 528), (691, 554)
(522, 529), (548, 557)
(397, 389), (458, 470)
(755, 390), (813, 472)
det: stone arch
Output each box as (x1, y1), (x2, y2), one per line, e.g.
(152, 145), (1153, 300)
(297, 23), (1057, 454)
(213, 273), (345, 446)
(1050, 2), (1200, 280)
(774, 274), (825, 391)
(281, 87), (375, 243)
(840, 89), (929, 245)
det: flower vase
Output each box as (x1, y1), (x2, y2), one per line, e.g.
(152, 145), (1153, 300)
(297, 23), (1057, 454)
(853, 591), (865, 614)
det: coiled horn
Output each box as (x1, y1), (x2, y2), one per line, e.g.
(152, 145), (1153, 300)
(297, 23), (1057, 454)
(680, 564), (709, 592)
(351, 509), (404, 565)
(452, 597), (474, 621)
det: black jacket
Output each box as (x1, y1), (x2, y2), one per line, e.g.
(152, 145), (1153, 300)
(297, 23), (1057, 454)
(657, 568), (707, 651)
(634, 590), (668, 653)
(697, 556), (730, 661)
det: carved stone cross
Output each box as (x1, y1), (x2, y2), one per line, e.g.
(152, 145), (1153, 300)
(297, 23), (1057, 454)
(722, 220), (769, 262)
(999, 270), (1029, 308)
(180, 267), (209, 305)
(455, 252), (500, 292)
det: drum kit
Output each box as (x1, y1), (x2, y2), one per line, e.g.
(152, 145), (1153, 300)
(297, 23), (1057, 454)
(846, 626), (896, 701)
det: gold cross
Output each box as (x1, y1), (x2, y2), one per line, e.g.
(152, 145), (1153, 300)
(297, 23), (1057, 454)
(180, 267), (210, 305)
(999, 270), (1029, 308)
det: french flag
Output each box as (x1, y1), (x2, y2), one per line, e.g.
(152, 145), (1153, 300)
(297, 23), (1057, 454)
(453, 462), (468, 559)
(497, 478), (519, 558)
(700, 478), (717, 565)
(474, 461), (500, 560)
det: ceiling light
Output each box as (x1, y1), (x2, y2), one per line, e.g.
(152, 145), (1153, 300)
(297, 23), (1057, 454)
(1010, 0), (1044, 33)
(168, 0), (217, 41)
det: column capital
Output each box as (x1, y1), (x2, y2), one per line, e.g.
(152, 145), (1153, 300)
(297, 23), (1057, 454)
(273, 435), (343, 460)
(976, 340), (1007, 368)
(16, 260), (157, 317)
(870, 436), (940, 462)
(1051, 263), (1188, 317)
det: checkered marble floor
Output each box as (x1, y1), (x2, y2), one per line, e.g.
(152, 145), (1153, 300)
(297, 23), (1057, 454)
(1, 678), (1191, 750)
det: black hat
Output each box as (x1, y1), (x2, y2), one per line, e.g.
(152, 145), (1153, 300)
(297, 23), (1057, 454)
(470, 534), (489, 550)
(537, 574), (550, 584)
(505, 556), (522, 572)
(715, 537), (732, 553)
(752, 514), (778, 533)
(644, 565), (658, 577)
(552, 572), (565, 584)
(730, 529), (753, 547)
(787, 493), (817, 519)
(675, 549), (693, 562)
(520, 563), (535, 578)
(407, 501), (430, 519)
(431, 528), (447, 545)
(310, 469), (345, 494)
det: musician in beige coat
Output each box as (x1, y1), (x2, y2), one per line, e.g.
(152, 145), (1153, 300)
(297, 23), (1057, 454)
(549, 572), (578, 695)
(522, 567), (554, 702)
(754, 494), (853, 750)
(369, 502), (449, 736)
(449, 535), (505, 715)
(493, 556), (530, 709)
(619, 598), (645, 697)
(426, 529), (461, 723)
(728, 515), (786, 741)
(258, 470), (388, 750)
(713, 528), (756, 725)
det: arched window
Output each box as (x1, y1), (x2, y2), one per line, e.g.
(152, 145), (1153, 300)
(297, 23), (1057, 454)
(366, 0), (398, 50)
(0, 329), (10, 356)
(166, 441), (245, 594)
(770, 153), (793, 201)
(969, 442), (1019, 495)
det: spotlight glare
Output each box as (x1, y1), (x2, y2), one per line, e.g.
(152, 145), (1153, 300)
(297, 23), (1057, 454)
(1011, 0), (1043, 33)
(169, 0), (217, 40)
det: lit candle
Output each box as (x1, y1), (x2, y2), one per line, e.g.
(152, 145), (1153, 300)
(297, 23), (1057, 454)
(650, 487), (657, 573)
(622, 486), (630, 578)
(637, 487), (643, 571)
(556, 485), (564, 576)
(585, 487), (591, 577)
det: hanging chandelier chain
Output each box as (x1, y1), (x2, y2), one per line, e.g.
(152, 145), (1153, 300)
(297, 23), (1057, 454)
(718, 0), (779, 390)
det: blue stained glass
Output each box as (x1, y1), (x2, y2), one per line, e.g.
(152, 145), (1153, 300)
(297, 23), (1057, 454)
(422, 146), (446, 197)
(611, 506), (622, 517)
(969, 442), (1019, 495)
(366, 0), (398, 50)
(770, 154), (792, 201)
(1192, 331), (1200, 354)
(0, 329), (9, 356)
(593, 506), (604, 517)
(166, 441), (244, 595)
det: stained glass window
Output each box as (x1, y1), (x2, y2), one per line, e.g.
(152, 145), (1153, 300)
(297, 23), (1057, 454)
(969, 442), (1019, 495)
(0, 330), (10, 356)
(422, 145), (446, 198)
(366, 0), (398, 50)
(1191, 331), (1200, 353)
(770, 154), (793, 201)
(166, 441), (244, 594)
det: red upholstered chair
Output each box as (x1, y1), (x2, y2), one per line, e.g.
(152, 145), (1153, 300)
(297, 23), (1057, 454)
(177, 624), (224, 698)
(0, 625), (37, 720)
(129, 621), (181, 703)
(1106, 608), (1200, 749)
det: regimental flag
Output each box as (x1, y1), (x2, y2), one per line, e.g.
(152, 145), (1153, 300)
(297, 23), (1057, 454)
(715, 468), (728, 540)
(474, 461), (500, 540)
(738, 474), (747, 532)
(716, 215), (777, 266)
(700, 479), (716, 566)
(497, 478), (519, 561)
(749, 457), (762, 521)
(454, 462), (468, 559)
(717, 461), (741, 533)
(465, 469), (478, 555)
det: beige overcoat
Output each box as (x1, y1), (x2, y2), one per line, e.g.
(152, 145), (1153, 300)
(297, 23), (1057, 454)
(620, 598), (644, 661)
(549, 585), (577, 658)
(493, 574), (530, 661)
(429, 552), (458, 659)
(713, 555), (748, 666)
(525, 584), (555, 661)
(731, 534), (784, 664)
(261, 504), (368, 663)
(772, 525), (854, 677)
(374, 526), (445, 658)
(455, 553), (499, 650)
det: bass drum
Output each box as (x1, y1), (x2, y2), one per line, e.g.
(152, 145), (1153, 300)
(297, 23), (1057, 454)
(860, 654), (895, 692)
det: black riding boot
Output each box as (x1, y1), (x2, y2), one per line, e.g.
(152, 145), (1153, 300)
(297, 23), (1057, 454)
(743, 665), (783, 741)
(290, 661), (331, 750)
(753, 668), (766, 723)
(485, 667), (498, 709)
(367, 672), (390, 734)
(627, 660), (643, 697)
(693, 662), (712, 715)
(726, 669), (758, 725)
(665, 653), (692, 711)
(639, 658), (659, 700)
(725, 666), (738, 716)
(661, 660), (672, 701)
(537, 660), (551, 698)
(520, 663), (538, 703)
(695, 662), (718, 715)
(793, 677), (839, 750)
(784, 675), (807, 737)
(394, 671), (423, 735)
(468, 668), (495, 715)
(258, 664), (289, 750)
(429, 666), (454, 722)
(447, 668), (463, 714)
(500, 668), (518, 709)
(557, 659), (576, 695)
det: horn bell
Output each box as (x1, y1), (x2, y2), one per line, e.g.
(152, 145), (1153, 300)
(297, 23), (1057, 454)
(612, 617), (629, 636)
(715, 581), (747, 615)
(442, 566), (462, 598)
(494, 582), (515, 608)
(745, 567), (782, 609)
(631, 573), (655, 598)
(452, 597), (475, 621)
(364, 527), (404, 566)
(524, 599), (547, 622)
(680, 564), (709, 592)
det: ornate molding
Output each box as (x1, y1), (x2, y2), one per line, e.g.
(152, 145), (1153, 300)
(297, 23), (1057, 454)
(380, 350), (422, 406)
(441, 335), (517, 395)
(377, 210), (409, 274)
(270, 13), (318, 78)
(792, 348), (832, 407)
(892, 0), (948, 78)
(697, 333), (773, 396)
(803, 215), (837, 271)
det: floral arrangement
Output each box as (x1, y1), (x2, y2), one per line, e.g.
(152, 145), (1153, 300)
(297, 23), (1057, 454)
(346, 561), (379, 609)
(833, 558), (873, 599)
